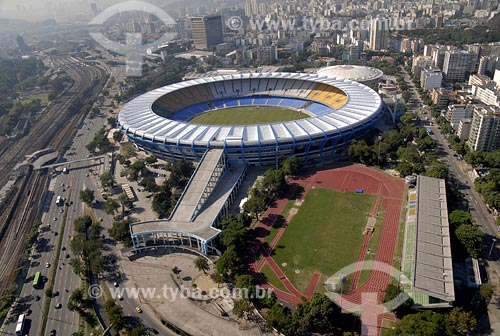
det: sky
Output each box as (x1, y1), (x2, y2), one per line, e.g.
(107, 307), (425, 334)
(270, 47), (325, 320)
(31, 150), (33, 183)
(0, 0), (178, 23)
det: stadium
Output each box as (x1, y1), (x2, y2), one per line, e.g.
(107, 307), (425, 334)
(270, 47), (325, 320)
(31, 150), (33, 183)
(118, 72), (384, 255)
(117, 72), (384, 166)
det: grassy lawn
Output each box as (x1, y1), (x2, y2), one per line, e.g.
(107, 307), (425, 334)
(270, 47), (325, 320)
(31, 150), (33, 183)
(190, 106), (309, 125)
(272, 187), (375, 292)
(19, 92), (49, 105)
(260, 263), (289, 293)
(264, 199), (296, 245)
(357, 199), (385, 287)
(392, 187), (408, 271)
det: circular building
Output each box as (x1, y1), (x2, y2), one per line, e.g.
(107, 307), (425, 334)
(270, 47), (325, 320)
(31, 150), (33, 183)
(317, 65), (384, 87)
(117, 72), (383, 166)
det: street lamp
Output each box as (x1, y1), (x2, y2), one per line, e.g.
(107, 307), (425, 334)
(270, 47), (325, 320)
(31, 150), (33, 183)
(489, 238), (496, 258)
(377, 136), (383, 166)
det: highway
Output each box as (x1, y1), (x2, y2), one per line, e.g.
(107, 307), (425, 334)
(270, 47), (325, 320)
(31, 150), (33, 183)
(0, 56), (109, 335)
(2, 54), (176, 336)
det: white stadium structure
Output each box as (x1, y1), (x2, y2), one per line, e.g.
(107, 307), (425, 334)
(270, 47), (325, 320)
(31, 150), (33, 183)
(117, 72), (384, 254)
(118, 72), (384, 166)
(316, 65), (384, 87)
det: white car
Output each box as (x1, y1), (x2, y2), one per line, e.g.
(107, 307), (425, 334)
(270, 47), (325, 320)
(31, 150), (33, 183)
(45, 262), (50, 268)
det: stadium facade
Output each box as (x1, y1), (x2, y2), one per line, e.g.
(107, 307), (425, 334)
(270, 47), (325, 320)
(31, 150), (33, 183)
(117, 72), (384, 166)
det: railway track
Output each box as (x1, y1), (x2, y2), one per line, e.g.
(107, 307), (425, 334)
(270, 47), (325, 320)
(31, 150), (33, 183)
(0, 56), (108, 295)
(0, 56), (106, 187)
(0, 170), (45, 291)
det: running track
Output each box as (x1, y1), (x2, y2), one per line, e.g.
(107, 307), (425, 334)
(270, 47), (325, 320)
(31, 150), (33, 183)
(249, 165), (405, 334)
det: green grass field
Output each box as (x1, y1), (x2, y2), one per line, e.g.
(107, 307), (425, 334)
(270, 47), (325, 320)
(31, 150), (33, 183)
(189, 106), (309, 125)
(271, 187), (375, 292)
(260, 263), (289, 293)
(19, 92), (49, 105)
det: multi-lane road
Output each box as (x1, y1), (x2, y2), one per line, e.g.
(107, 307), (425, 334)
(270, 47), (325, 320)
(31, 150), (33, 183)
(1, 56), (110, 335)
(2, 56), (175, 336)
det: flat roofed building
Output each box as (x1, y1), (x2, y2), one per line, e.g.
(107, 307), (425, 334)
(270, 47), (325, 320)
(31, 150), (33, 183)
(467, 105), (500, 151)
(191, 15), (223, 51)
(401, 176), (455, 308)
(420, 68), (442, 91)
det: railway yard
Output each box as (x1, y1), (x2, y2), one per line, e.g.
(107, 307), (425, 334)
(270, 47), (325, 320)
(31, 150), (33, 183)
(0, 55), (108, 296)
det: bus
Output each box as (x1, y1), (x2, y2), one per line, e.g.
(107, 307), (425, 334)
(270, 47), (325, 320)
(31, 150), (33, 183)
(15, 313), (25, 335)
(33, 271), (41, 288)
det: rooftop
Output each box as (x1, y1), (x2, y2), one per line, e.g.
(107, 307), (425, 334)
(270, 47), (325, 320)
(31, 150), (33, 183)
(413, 175), (455, 304)
(317, 65), (384, 83)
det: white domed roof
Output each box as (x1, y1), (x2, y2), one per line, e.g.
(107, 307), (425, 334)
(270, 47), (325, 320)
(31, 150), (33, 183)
(317, 65), (384, 83)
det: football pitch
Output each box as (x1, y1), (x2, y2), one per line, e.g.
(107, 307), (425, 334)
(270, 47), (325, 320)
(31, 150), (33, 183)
(270, 187), (375, 292)
(189, 106), (310, 125)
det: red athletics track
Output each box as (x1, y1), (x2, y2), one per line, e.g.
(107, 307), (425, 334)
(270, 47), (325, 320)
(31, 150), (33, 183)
(249, 164), (405, 335)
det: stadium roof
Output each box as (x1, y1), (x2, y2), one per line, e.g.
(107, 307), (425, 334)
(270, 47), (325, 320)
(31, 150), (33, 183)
(317, 65), (384, 83)
(118, 72), (383, 148)
(413, 175), (455, 303)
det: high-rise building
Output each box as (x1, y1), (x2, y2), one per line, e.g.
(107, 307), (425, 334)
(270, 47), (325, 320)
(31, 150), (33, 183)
(420, 68), (443, 91)
(412, 56), (434, 77)
(369, 17), (389, 51)
(191, 15), (223, 51)
(446, 104), (474, 129)
(349, 41), (364, 61)
(442, 50), (477, 83)
(244, 0), (259, 16)
(467, 105), (500, 151)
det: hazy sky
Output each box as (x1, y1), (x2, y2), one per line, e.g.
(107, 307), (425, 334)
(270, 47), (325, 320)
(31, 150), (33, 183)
(0, 0), (179, 23)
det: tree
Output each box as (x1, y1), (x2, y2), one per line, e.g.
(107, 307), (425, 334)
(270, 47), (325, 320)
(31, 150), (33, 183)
(216, 246), (242, 279)
(280, 156), (302, 176)
(139, 175), (159, 192)
(396, 162), (414, 177)
(145, 155), (158, 166)
(100, 171), (115, 189)
(480, 283), (496, 303)
(243, 196), (265, 221)
(121, 143), (137, 159)
(394, 311), (445, 336)
(266, 303), (291, 330)
(455, 224), (483, 257)
(449, 210), (473, 228)
(129, 327), (148, 336)
(194, 257), (210, 274)
(425, 161), (448, 179)
(104, 198), (120, 215)
(172, 266), (181, 278)
(117, 193), (132, 218)
(235, 274), (256, 297)
(107, 116), (117, 128)
(109, 220), (133, 247)
(112, 130), (123, 142)
(348, 139), (376, 165)
(444, 307), (477, 336)
(262, 169), (286, 197)
(79, 188), (95, 205)
(152, 189), (174, 218)
(104, 299), (126, 331)
(233, 299), (252, 319)
(74, 216), (92, 234)
(68, 288), (88, 312)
